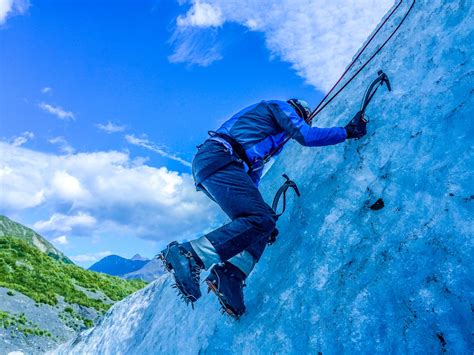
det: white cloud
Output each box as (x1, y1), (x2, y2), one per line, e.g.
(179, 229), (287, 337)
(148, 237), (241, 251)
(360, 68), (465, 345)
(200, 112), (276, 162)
(52, 235), (69, 245)
(96, 121), (126, 134)
(125, 134), (192, 168)
(170, 1), (224, 66)
(41, 87), (52, 94)
(51, 171), (90, 201)
(177, 2), (223, 27)
(34, 212), (96, 234)
(0, 141), (220, 241)
(168, 26), (222, 66)
(49, 136), (75, 154)
(0, 0), (29, 25)
(38, 102), (75, 121)
(10, 131), (34, 147)
(0, 0), (13, 24)
(171, 0), (393, 90)
(70, 251), (112, 263)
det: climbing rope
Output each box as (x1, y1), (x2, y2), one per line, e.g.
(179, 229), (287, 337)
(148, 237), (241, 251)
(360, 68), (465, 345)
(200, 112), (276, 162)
(265, 0), (416, 161)
(309, 0), (416, 121)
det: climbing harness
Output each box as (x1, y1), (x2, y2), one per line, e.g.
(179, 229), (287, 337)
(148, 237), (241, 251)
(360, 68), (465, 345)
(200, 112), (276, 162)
(265, 0), (416, 160)
(208, 130), (255, 174)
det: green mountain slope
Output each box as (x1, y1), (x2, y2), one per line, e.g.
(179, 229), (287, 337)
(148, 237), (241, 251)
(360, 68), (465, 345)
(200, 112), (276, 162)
(0, 215), (73, 264)
(0, 237), (146, 311)
(0, 218), (148, 353)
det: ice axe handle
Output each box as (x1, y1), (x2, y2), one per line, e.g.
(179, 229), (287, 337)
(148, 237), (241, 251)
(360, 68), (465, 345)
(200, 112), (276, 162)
(384, 74), (392, 91)
(282, 174), (301, 197)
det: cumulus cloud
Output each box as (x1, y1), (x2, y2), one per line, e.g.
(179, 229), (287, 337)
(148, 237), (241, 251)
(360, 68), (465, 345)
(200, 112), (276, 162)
(34, 212), (96, 234)
(41, 87), (52, 94)
(70, 251), (112, 263)
(52, 235), (69, 245)
(49, 136), (75, 154)
(0, 141), (220, 242)
(38, 102), (75, 121)
(96, 121), (126, 134)
(169, 1), (225, 65)
(170, 0), (393, 90)
(125, 134), (192, 168)
(177, 1), (223, 27)
(52, 170), (90, 201)
(10, 131), (34, 147)
(0, 0), (29, 25)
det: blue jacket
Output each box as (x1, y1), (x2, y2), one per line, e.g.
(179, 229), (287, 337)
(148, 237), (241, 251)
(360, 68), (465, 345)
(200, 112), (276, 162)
(194, 100), (347, 186)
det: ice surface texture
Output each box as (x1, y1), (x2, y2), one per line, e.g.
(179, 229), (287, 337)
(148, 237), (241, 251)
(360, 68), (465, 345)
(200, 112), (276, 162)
(54, 1), (473, 353)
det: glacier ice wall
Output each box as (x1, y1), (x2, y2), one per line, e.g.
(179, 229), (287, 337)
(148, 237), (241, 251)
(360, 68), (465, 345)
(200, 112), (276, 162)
(54, 1), (473, 353)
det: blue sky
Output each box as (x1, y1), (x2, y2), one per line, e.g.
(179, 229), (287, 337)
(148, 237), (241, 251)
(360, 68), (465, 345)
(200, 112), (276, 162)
(1, 0), (322, 168)
(0, 0), (392, 267)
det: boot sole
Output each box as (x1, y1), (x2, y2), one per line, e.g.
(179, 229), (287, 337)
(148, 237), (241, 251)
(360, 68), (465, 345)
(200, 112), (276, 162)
(206, 279), (241, 320)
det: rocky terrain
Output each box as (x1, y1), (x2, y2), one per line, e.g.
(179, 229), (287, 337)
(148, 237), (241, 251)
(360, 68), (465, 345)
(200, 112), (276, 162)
(0, 218), (146, 354)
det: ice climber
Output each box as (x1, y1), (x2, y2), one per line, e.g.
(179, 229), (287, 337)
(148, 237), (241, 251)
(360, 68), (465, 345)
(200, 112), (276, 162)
(159, 99), (367, 318)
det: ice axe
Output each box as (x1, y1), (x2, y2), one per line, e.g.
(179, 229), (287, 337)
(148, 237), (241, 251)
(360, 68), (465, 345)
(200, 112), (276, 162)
(359, 70), (392, 123)
(267, 174), (301, 246)
(272, 174), (300, 219)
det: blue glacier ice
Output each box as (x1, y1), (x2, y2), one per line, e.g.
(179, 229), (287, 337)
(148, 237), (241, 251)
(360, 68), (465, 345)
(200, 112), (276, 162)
(53, 1), (473, 353)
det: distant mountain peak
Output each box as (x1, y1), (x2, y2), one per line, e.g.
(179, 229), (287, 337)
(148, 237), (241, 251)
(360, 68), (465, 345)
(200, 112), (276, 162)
(89, 254), (149, 277)
(131, 254), (148, 261)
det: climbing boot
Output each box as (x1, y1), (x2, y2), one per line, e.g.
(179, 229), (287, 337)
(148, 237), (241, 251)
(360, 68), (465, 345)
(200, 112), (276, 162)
(205, 262), (246, 319)
(158, 241), (202, 306)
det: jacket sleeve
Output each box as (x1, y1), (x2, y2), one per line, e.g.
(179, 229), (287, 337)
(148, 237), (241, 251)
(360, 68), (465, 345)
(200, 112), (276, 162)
(270, 101), (347, 146)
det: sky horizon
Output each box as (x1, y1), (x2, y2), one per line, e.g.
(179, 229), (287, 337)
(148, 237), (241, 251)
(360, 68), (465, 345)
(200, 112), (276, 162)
(0, 0), (393, 267)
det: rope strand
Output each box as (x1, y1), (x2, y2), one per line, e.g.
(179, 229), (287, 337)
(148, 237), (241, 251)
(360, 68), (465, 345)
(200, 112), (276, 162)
(265, 0), (416, 161)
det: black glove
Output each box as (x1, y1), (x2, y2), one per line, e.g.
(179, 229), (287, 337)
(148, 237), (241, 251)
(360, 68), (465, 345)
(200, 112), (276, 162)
(345, 111), (367, 139)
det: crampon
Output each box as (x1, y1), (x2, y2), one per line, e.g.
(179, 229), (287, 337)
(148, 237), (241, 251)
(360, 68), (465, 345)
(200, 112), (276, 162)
(206, 279), (244, 320)
(158, 242), (202, 308)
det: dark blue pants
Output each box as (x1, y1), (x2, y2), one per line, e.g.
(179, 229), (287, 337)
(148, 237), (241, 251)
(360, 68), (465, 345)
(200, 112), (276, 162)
(192, 140), (276, 263)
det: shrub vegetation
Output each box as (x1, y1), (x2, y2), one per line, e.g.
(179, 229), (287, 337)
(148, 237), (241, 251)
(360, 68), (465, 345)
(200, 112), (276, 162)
(0, 237), (146, 312)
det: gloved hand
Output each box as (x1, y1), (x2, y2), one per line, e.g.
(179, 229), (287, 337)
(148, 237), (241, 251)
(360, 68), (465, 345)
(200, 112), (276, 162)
(345, 111), (367, 139)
